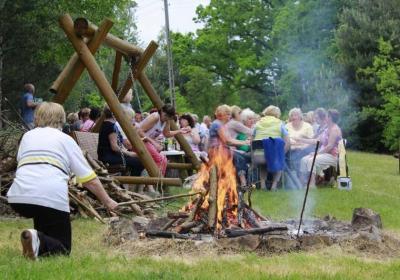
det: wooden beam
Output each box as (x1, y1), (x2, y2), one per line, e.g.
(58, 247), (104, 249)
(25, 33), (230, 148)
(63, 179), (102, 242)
(114, 176), (182, 186)
(137, 72), (201, 170)
(86, 23), (143, 56)
(111, 51), (123, 91)
(52, 18), (113, 104)
(59, 14), (160, 178)
(166, 162), (194, 170)
(91, 41), (158, 133)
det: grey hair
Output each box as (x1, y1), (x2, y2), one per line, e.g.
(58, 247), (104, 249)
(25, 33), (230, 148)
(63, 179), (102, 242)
(240, 108), (256, 122)
(288, 107), (303, 119)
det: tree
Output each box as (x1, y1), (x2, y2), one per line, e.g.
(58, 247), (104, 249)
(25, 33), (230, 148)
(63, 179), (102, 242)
(335, 0), (400, 151)
(0, 0), (136, 119)
(360, 39), (400, 151)
(172, 0), (276, 116)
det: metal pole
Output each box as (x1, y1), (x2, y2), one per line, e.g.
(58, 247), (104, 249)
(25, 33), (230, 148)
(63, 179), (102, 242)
(297, 141), (320, 238)
(163, 0), (175, 108)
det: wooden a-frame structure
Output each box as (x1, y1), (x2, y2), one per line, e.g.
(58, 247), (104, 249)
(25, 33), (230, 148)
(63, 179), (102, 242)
(51, 14), (201, 186)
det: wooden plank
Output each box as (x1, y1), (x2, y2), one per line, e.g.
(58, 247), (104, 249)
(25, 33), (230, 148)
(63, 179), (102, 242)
(114, 175), (182, 186)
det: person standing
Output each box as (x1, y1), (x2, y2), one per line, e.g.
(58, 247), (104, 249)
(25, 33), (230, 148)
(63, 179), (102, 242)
(21, 83), (38, 129)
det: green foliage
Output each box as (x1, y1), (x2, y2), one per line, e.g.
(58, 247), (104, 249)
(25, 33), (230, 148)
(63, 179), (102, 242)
(1, 0), (137, 115)
(359, 39), (400, 151)
(335, 0), (400, 151)
(171, 0), (275, 116)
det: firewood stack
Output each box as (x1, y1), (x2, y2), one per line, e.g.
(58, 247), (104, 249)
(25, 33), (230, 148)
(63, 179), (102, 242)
(0, 151), (161, 221)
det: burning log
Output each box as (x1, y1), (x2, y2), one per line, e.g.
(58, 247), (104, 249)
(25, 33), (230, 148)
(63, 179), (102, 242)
(225, 225), (288, 238)
(207, 166), (218, 230)
(145, 230), (200, 240)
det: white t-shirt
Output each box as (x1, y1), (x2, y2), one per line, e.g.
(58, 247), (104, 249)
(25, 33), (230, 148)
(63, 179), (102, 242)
(7, 127), (96, 212)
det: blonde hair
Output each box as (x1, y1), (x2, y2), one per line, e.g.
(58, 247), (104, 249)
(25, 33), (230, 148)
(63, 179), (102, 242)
(262, 105), (281, 118)
(303, 111), (314, 124)
(215, 104), (231, 119)
(34, 102), (66, 129)
(230, 105), (241, 119)
(67, 112), (79, 124)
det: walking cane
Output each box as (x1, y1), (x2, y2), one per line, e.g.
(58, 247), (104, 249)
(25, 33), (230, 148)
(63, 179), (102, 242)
(297, 141), (320, 238)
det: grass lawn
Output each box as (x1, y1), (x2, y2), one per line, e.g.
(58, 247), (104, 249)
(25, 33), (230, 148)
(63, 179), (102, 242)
(1, 151), (399, 279)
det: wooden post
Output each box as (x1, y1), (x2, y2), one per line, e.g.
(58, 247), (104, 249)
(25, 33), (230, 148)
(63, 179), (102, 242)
(114, 176), (182, 186)
(52, 18), (113, 104)
(85, 23), (143, 56)
(137, 72), (201, 169)
(91, 41), (158, 133)
(111, 51), (123, 91)
(208, 166), (218, 229)
(59, 14), (160, 178)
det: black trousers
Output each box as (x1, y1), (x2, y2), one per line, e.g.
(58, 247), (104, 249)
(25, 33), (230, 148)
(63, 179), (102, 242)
(100, 153), (144, 176)
(10, 203), (71, 256)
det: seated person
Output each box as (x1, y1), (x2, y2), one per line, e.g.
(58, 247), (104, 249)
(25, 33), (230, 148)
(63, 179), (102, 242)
(179, 113), (208, 160)
(139, 104), (188, 148)
(226, 106), (253, 149)
(236, 108), (257, 153)
(254, 105), (289, 191)
(80, 108), (94, 132)
(286, 108), (314, 172)
(209, 105), (250, 188)
(97, 106), (144, 176)
(299, 109), (342, 188)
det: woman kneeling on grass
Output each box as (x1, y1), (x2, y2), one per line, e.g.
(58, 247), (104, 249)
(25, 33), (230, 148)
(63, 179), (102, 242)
(7, 102), (118, 260)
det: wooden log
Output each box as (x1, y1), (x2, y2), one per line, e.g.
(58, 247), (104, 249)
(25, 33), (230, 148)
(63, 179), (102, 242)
(117, 191), (203, 207)
(52, 17), (113, 103)
(59, 14), (160, 178)
(69, 191), (105, 223)
(111, 51), (123, 91)
(166, 162), (194, 170)
(84, 151), (102, 171)
(167, 212), (189, 219)
(161, 218), (177, 231)
(177, 195), (204, 233)
(85, 23), (143, 56)
(208, 166), (218, 229)
(225, 226), (288, 238)
(114, 176), (182, 186)
(91, 41), (158, 133)
(145, 230), (198, 240)
(137, 72), (201, 170)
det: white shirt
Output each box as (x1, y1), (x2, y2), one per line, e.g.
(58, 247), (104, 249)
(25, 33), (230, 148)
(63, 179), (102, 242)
(7, 127), (96, 212)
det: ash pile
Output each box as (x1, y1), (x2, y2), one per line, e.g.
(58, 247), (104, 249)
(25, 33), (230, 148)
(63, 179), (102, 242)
(106, 207), (400, 258)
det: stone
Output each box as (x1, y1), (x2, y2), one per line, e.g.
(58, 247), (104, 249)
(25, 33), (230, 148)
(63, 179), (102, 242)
(351, 208), (382, 229)
(217, 235), (261, 251)
(265, 236), (299, 251)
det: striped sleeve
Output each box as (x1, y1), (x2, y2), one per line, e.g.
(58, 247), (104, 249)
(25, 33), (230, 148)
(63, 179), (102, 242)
(66, 137), (97, 184)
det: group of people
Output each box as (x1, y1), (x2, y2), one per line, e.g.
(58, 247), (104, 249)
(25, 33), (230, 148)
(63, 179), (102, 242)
(205, 104), (342, 191)
(10, 83), (342, 261)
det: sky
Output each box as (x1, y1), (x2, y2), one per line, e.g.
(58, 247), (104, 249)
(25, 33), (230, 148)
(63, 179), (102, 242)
(134, 0), (210, 46)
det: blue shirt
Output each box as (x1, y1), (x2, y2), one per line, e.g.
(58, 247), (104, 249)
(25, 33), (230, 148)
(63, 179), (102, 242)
(21, 92), (34, 124)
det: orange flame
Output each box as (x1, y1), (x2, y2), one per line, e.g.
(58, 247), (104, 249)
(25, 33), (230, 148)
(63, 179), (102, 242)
(192, 145), (238, 230)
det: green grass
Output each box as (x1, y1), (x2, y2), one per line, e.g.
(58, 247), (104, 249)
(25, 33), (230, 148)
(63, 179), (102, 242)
(1, 151), (400, 279)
